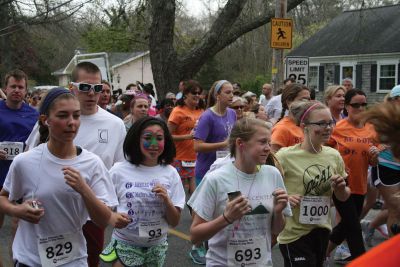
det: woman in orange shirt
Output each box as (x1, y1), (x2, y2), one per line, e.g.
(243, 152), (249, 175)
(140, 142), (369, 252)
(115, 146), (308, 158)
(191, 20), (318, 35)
(168, 80), (204, 195)
(271, 83), (311, 152)
(326, 89), (379, 262)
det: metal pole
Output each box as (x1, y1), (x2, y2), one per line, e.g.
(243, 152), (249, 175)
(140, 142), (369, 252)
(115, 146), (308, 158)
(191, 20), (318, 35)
(272, 0), (287, 94)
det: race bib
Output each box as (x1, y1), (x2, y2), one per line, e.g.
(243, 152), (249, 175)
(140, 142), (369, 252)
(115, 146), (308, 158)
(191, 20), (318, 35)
(299, 196), (330, 225)
(38, 232), (81, 266)
(182, 161), (196, 167)
(216, 150), (229, 159)
(227, 236), (268, 266)
(139, 221), (168, 242)
(0, 142), (23, 160)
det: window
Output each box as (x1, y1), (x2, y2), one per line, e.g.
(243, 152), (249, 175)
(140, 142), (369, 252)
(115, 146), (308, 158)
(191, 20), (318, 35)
(342, 66), (354, 80)
(308, 66), (319, 91)
(378, 63), (397, 91)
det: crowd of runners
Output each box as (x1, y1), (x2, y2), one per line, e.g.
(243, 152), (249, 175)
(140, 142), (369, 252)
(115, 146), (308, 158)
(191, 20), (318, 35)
(0, 62), (399, 267)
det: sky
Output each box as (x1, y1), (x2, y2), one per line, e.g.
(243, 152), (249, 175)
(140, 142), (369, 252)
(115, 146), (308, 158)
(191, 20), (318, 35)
(183, 0), (223, 17)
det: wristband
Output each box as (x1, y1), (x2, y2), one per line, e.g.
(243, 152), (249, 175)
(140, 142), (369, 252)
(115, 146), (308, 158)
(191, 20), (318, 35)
(223, 212), (233, 224)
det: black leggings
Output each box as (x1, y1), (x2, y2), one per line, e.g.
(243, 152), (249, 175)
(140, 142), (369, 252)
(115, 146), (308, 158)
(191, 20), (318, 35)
(330, 193), (366, 258)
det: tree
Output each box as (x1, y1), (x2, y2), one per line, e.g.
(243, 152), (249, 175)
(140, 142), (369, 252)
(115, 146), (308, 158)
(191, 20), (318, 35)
(148, 0), (306, 97)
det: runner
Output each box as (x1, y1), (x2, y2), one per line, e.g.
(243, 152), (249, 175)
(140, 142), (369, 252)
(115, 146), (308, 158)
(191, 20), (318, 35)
(271, 83), (310, 152)
(100, 117), (185, 267)
(124, 93), (150, 131)
(326, 89), (379, 263)
(323, 85), (346, 123)
(188, 118), (291, 267)
(0, 88), (129, 267)
(168, 80), (204, 195)
(276, 100), (350, 267)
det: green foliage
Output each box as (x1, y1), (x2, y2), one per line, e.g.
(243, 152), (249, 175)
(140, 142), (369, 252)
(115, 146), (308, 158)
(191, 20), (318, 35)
(240, 74), (271, 96)
(194, 57), (222, 90)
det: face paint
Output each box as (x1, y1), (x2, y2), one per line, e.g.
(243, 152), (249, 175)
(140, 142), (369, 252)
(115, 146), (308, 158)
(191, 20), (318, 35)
(141, 129), (165, 151)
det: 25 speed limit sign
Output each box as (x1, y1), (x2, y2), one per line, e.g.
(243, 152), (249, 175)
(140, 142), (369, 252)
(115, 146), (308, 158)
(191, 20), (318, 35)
(286, 57), (309, 86)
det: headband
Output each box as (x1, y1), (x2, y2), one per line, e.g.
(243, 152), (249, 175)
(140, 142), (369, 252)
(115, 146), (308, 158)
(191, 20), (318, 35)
(214, 80), (229, 97)
(39, 87), (72, 115)
(300, 103), (320, 125)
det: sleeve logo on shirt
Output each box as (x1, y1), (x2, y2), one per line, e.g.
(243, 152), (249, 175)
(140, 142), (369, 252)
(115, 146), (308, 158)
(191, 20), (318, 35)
(98, 129), (108, 143)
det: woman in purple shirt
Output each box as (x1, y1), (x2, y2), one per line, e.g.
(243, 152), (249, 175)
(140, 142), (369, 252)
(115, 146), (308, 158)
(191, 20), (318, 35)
(194, 80), (237, 186)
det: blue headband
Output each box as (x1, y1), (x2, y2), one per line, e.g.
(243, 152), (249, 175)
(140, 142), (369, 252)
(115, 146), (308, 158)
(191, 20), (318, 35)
(214, 80), (229, 97)
(39, 87), (72, 115)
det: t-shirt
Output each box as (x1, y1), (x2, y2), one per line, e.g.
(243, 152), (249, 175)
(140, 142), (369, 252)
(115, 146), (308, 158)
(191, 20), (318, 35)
(194, 108), (236, 179)
(0, 100), (38, 186)
(275, 144), (347, 244)
(187, 162), (292, 267)
(3, 143), (118, 267)
(378, 148), (400, 170)
(265, 95), (282, 124)
(271, 117), (304, 148)
(168, 106), (203, 161)
(259, 95), (272, 108)
(25, 106), (126, 169)
(110, 161), (186, 247)
(327, 119), (378, 195)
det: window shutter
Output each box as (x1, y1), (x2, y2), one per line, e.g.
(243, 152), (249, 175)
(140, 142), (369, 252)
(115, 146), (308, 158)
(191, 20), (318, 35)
(319, 66), (325, 91)
(398, 63), (400, 85)
(356, 64), (362, 89)
(334, 65), (340, 84)
(370, 64), (377, 92)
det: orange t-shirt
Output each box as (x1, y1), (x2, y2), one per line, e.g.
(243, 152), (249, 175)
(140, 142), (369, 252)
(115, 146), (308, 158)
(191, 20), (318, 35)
(347, 234), (400, 267)
(327, 119), (377, 195)
(168, 106), (203, 161)
(271, 116), (304, 148)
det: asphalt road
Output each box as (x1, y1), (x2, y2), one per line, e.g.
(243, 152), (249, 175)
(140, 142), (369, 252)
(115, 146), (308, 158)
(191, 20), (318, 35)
(0, 202), (387, 267)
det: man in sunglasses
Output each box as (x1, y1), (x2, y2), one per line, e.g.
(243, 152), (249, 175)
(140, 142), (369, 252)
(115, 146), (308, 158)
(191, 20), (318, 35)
(0, 70), (39, 227)
(69, 62), (126, 267)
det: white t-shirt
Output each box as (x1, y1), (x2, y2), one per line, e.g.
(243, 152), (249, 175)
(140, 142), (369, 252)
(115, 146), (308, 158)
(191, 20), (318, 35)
(25, 107), (126, 169)
(3, 143), (118, 267)
(187, 162), (292, 267)
(265, 95), (282, 124)
(110, 161), (186, 247)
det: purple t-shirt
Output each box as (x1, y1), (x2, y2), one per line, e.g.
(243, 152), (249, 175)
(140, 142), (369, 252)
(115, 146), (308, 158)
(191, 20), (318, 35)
(0, 100), (39, 186)
(194, 108), (236, 179)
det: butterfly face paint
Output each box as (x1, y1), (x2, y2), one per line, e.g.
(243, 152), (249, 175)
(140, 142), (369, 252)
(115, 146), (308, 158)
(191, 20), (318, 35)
(140, 125), (165, 166)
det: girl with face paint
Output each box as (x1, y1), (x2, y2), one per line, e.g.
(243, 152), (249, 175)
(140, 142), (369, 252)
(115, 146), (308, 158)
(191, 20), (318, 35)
(100, 117), (186, 267)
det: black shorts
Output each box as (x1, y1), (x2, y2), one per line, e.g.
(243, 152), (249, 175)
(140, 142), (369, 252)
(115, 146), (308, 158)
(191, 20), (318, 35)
(371, 165), (400, 187)
(279, 228), (330, 267)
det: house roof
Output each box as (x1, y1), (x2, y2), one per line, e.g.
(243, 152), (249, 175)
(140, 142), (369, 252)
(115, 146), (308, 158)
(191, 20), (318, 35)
(108, 52), (145, 66)
(111, 51), (149, 69)
(288, 4), (400, 57)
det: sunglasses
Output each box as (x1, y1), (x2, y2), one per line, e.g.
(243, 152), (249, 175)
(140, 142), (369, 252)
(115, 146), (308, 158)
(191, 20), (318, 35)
(71, 82), (103, 93)
(231, 105), (244, 110)
(307, 120), (336, 128)
(190, 91), (202, 96)
(33, 96), (41, 101)
(348, 102), (368, 109)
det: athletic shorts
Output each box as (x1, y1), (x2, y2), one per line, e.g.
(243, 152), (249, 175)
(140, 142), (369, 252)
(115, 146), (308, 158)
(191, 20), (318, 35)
(279, 228), (330, 267)
(371, 165), (400, 187)
(100, 237), (168, 267)
(171, 159), (195, 181)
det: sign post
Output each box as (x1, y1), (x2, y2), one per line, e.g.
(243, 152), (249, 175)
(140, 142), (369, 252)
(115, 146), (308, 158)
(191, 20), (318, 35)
(285, 56), (309, 86)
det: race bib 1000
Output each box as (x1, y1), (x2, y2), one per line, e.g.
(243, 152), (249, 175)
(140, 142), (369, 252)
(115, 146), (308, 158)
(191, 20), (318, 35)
(299, 196), (330, 225)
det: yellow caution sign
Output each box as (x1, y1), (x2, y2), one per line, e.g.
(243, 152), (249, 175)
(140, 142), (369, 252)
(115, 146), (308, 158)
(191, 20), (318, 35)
(270, 18), (293, 49)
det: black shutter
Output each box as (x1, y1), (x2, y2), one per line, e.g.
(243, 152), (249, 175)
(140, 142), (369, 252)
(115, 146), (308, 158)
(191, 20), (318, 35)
(319, 66), (325, 91)
(398, 63), (400, 85)
(370, 64), (377, 92)
(356, 64), (362, 89)
(334, 65), (340, 84)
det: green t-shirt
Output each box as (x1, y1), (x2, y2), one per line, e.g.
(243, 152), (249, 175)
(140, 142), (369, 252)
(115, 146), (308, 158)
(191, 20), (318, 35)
(276, 144), (346, 244)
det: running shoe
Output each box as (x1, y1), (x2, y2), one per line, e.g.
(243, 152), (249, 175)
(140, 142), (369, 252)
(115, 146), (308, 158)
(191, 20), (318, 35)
(189, 246), (206, 265)
(361, 220), (374, 247)
(333, 244), (351, 261)
(335, 256), (353, 265)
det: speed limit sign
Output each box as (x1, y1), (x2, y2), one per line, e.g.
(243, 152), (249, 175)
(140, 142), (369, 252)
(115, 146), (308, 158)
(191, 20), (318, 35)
(286, 57), (309, 86)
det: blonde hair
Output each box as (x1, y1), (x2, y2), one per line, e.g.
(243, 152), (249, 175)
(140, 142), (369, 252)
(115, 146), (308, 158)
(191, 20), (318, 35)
(323, 85), (346, 105)
(290, 100), (328, 126)
(229, 118), (271, 157)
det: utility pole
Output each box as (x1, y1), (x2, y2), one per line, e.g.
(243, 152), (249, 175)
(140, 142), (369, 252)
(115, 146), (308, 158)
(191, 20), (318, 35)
(271, 0), (287, 94)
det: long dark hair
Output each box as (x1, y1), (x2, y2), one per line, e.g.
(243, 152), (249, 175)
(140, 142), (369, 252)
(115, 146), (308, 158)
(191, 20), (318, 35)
(278, 83), (309, 122)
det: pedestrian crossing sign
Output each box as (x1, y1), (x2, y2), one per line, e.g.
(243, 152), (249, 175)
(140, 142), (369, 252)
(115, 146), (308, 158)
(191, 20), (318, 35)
(270, 18), (293, 49)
